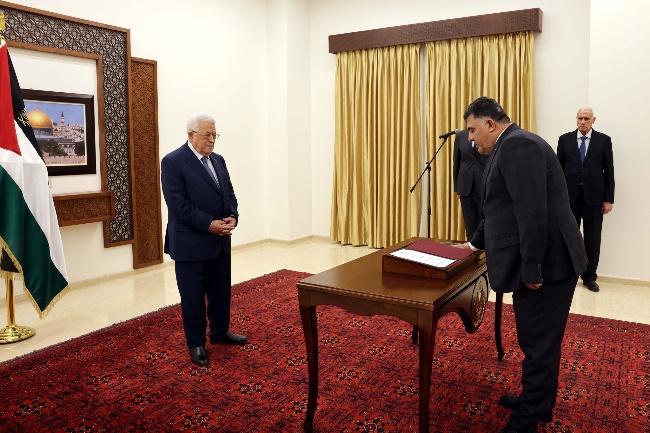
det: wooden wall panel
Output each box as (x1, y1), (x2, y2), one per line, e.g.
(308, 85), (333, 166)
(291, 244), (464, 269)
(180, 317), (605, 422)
(130, 58), (163, 268)
(53, 192), (115, 227)
(0, 1), (133, 246)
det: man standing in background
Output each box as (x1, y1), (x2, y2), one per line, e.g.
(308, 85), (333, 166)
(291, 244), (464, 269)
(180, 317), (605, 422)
(453, 129), (488, 240)
(161, 112), (247, 367)
(557, 108), (615, 293)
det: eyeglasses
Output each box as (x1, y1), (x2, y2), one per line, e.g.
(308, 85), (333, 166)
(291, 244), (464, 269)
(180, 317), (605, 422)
(191, 131), (220, 140)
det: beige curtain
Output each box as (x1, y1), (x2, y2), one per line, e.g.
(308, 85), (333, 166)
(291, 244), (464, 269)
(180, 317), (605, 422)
(426, 31), (536, 241)
(331, 44), (422, 248)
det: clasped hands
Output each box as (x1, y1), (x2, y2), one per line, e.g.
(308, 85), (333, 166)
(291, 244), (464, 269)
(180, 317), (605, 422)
(209, 217), (236, 236)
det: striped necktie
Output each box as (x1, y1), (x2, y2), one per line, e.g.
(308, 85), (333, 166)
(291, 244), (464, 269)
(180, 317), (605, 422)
(201, 156), (220, 188)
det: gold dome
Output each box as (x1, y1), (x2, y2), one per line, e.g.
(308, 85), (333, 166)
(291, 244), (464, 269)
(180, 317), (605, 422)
(26, 109), (54, 129)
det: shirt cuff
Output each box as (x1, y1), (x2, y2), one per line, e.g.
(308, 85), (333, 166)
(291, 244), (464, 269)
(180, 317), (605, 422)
(468, 242), (480, 252)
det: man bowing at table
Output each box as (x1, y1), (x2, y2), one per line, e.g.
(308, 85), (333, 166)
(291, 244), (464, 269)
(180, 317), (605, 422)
(455, 97), (587, 433)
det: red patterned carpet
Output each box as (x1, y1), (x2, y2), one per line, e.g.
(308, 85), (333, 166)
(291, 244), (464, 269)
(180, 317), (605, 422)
(0, 269), (648, 432)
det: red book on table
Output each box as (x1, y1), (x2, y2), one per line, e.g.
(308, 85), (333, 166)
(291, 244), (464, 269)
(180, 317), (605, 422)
(405, 240), (474, 264)
(383, 240), (476, 279)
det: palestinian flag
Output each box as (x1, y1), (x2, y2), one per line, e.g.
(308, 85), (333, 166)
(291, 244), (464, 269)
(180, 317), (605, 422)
(0, 39), (69, 318)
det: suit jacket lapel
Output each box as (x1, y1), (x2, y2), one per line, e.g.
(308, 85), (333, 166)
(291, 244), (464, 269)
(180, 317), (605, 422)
(208, 154), (224, 196)
(210, 154), (231, 213)
(572, 129), (582, 162)
(183, 146), (221, 192)
(480, 152), (495, 206)
(480, 124), (519, 214)
(583, 129), (598, 164)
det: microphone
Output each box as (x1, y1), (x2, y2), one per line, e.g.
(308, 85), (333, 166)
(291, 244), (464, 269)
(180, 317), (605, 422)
(438, 129), (461, 139)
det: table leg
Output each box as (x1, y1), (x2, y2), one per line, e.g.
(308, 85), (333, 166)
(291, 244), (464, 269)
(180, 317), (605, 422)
(299, 291), (318, 432)
(418, 310), (437, 433)
(495, 292), (504, 361)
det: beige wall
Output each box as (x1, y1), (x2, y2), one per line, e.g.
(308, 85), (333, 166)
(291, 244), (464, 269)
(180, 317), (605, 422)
(4, 0), (649, 286)
(589, 0), (649, 281)
(266, 0), (313, 241)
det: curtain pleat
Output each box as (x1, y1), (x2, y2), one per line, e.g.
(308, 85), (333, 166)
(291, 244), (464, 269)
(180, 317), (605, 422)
(331, 31), (535, 247)
(425, 31), (536, 241)
(331, 45), (421, 248)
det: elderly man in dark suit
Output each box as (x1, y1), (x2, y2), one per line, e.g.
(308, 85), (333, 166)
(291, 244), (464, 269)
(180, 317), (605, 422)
(453, 129), (488, 239)
(161, 112), (247, 367)
(557, 108), (615, 292)
(456, 97), (587, 433)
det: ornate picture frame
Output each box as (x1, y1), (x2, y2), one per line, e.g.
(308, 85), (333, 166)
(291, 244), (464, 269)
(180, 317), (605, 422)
(22, 88), (96, 176)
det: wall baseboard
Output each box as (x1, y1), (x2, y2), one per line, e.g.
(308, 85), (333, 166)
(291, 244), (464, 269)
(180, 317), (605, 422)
(5, 236), (644, 310)
(232, 235), (332, 250)
(0, 262), (174, 309)
(0, 237), (337, 308)
(597, 275), (650, 288)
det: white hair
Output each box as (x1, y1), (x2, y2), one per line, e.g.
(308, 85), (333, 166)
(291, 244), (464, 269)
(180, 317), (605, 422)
(576, 107), (595, 117)
(186, 112), (215, 132)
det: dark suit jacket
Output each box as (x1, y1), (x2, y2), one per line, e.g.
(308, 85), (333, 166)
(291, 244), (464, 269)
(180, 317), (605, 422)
(557, 129), (615, 207)
(453, 129), (488, 196)
(161, 142), (238, 262)
(470, 125), (587, 293)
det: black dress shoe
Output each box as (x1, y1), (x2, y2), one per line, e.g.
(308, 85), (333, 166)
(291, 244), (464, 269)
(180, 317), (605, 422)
(210, 331), (248, 345)
(499, 394), (520, 411)
(189, 346), (208, 366)
(586, 281), (600, 292)
(499, 394), (553, 423)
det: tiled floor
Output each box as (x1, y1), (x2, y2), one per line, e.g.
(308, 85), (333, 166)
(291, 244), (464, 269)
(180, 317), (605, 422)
(1, 238), (648, 363)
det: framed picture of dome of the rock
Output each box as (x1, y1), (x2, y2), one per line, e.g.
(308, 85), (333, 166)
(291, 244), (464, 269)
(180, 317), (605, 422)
(21, 89), (96, 176)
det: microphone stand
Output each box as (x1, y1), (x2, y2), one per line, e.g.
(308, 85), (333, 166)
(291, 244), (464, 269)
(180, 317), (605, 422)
(410, 135), (450, 239)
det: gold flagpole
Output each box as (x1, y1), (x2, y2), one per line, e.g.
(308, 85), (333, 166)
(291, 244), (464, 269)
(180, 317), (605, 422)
(0, 12), (37, 344)
(0, 275), (36, 343)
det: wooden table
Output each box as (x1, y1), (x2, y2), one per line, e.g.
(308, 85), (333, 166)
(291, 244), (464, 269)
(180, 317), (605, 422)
(298, 237), (490, 433)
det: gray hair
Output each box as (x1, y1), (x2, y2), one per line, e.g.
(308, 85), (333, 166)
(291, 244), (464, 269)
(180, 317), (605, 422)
(576, 107), (594, 117)
(187, 112), (215, 132)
